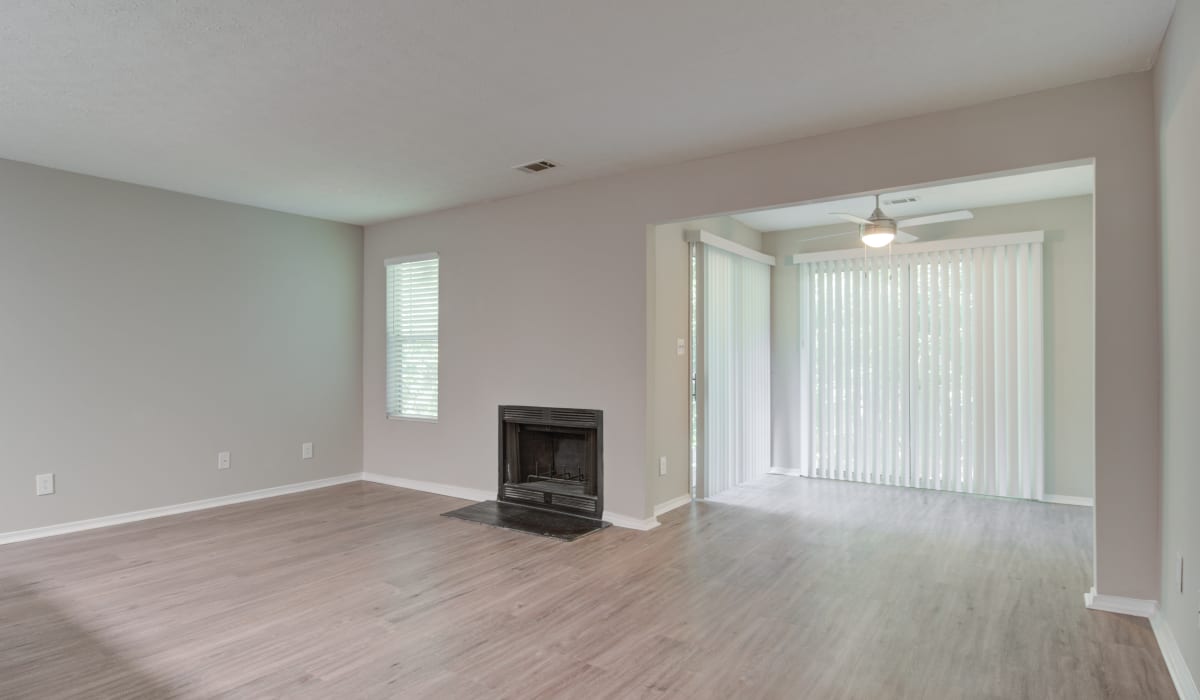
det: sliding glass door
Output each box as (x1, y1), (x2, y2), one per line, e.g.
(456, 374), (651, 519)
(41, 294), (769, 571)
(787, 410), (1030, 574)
(794, 235), (1044, 500)
(691, 239), (772, 498)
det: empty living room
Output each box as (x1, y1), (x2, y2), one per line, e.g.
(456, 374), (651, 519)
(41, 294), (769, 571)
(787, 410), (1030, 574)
(2, 1), (1199, 698)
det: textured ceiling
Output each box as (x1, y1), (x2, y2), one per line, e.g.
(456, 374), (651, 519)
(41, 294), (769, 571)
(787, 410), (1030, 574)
(0, 1), (1175, 225)
(734, 164), (1095, 232)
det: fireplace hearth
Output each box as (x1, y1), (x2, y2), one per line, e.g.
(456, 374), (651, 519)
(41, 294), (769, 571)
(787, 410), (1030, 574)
(498, 405), (603, 521)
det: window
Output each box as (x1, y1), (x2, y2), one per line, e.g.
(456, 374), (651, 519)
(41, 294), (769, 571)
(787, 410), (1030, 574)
(386, 254), (439, 420)
(793, 234), (1044, 500)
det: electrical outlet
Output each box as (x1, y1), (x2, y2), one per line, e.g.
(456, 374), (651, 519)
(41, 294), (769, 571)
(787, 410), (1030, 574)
(659, 456), (667, 476)
(217, 451), (231, 470)
(676, 338), (686, 356)
(35, 473), (55, 496)
(301, 442), (313, 459)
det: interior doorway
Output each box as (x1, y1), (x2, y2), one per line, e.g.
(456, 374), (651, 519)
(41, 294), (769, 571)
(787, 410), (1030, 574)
(650, 161), (1097, 573)
(655, 162), (1095, 510)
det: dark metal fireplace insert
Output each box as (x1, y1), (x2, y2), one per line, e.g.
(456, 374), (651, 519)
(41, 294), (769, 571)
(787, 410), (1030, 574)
(498, 405), (603, 521)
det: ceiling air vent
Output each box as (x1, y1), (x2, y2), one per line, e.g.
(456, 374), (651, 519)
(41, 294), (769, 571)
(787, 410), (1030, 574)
(513, 160), (558, 174)
(883, 196), (919, 206)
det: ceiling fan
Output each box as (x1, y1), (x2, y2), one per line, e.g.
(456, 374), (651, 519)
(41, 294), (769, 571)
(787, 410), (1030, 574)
(820, 194), (974, 248)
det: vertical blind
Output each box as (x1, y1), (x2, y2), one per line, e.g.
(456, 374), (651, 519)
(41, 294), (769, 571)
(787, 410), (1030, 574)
(795, 237), (1044, 500)
(386, 254), (439, 420)
(697, 244), (772, 498)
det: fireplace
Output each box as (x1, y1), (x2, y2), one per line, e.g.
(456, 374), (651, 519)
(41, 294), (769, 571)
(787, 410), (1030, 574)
(498, 405), (603, 521)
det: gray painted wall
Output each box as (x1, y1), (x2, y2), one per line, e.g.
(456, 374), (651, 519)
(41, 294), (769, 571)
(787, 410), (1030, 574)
(1155, 0), (1200, 683)
(366, 72), (1160, 600)
(764, 195), (1095, 500)
(0, 159), (363, 534)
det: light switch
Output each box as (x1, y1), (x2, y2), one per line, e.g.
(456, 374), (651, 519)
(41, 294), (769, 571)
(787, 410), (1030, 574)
(35, 473), (55, 496)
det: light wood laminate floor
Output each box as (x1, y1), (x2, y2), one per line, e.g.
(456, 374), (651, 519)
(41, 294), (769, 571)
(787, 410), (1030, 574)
(0, 477), (1176, 699)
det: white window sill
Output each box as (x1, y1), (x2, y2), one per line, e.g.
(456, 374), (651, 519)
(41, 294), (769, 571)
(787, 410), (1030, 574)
(387, 414), (438, 423)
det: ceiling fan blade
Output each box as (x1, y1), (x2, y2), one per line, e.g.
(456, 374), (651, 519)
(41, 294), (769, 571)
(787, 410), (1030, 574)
(830, 213), (872, 225)
(895, 210), (973, 227)
(894, 230), (919, 243)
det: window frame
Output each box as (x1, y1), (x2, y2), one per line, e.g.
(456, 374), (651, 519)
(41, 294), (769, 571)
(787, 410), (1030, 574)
(385, 252), (440, 422)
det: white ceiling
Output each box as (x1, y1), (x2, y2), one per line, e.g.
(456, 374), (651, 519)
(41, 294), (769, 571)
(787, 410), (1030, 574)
(733, 164), (1095, 232)
(0, 1), (1173, 225)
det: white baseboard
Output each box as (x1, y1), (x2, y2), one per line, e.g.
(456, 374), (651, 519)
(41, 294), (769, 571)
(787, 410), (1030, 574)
(0, 473), (362, 546)
(1150, 610), (1200, 700)
(1, 471), (670, 545)
(1043, 494), (1095, 507)
(603, 511), (660, 531)
(1084, 586), (1159, 618)
(360, 472), (493, 502)
(1089, 586), (1200, 699)
(769, 467), (804, 476)
(654, 494), (692, 517)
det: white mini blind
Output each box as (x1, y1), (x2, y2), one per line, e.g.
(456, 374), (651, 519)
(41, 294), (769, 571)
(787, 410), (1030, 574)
(386, 254), (439, 420)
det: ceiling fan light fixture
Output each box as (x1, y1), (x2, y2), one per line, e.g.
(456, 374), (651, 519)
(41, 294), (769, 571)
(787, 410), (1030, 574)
(860, 222), (896, 248)
(828, 193), (967, 248)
